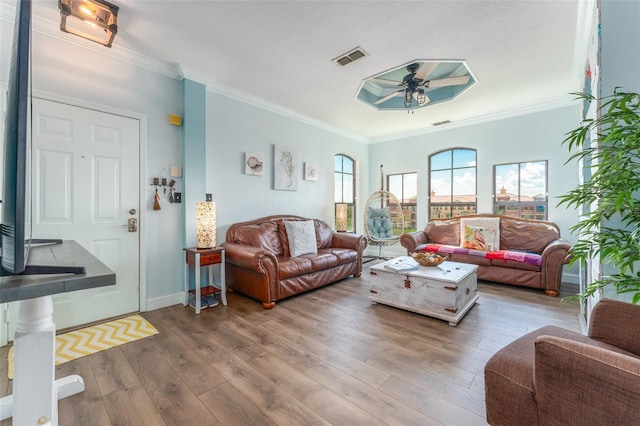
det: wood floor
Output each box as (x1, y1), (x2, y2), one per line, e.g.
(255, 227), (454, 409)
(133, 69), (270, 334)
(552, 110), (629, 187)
(0, 267), (582, 425)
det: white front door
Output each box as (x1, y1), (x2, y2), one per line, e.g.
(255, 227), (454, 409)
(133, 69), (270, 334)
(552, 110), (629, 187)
(9, 98), (141, 332)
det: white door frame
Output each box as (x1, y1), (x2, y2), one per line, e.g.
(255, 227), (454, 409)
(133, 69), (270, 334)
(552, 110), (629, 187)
(0, 90), (148, 346)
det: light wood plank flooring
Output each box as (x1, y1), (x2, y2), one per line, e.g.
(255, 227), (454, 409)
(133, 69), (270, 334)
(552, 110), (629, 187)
(0, 267), (582, 425)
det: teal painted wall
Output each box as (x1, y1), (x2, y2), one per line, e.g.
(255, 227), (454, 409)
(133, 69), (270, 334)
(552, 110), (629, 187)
(182, 79), (207, 248)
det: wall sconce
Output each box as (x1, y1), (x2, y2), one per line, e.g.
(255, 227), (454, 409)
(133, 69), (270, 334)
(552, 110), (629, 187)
(336, 204), (348, 232)
(59, 0), (119, 47)
(196, 201), (216, 249)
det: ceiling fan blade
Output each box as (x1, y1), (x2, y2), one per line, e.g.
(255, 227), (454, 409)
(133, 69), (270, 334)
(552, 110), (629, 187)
(369, 78), (402, 86)
(414, 62), (438, 81)
(427, 75), (470, 88)
(373, 90), (403, 105)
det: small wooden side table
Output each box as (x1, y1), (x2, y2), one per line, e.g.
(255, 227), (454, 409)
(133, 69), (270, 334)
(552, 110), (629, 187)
(183, 247), (226, 314)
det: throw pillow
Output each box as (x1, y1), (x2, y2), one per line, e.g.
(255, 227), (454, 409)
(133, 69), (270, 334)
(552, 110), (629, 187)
(460, 217), (500, 250)
(284, 220), (318, 257)
(462, 225), (496, 251)
(368, 207), (389, 218)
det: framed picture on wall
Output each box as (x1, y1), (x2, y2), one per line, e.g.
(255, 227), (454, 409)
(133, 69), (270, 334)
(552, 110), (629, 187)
(274, 144), (298, 190)
(304, 162), (318, 181)
(244, 152), (264, 176)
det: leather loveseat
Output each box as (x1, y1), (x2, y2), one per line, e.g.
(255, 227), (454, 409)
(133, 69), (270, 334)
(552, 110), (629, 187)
(400, 214), (571, 296)
(223, 215), (367, 309)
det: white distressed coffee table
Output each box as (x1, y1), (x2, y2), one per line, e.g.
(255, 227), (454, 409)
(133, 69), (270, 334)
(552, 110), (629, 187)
(369, 256), (479, 326)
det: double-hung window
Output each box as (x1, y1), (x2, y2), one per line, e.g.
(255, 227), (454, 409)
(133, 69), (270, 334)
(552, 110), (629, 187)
(493, 161), (547, 220)
(388, 172), (417, 232)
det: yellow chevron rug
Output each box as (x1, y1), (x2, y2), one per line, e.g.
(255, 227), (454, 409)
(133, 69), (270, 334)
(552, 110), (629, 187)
(8, 314), (158, 379)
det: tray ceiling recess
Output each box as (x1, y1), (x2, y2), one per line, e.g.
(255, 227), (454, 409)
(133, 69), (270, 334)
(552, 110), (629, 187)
(356, 60), (476, 111)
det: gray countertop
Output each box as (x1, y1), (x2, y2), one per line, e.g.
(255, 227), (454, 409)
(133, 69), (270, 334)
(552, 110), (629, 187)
(0, 240), (116, 303)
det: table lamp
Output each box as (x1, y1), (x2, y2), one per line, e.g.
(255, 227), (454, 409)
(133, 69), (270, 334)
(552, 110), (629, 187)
(196, 201), (216, 248)
(336, 203), (348, 232)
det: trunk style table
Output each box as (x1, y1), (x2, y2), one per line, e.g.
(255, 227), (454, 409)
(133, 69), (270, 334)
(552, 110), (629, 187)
(369, 256), (478, 326)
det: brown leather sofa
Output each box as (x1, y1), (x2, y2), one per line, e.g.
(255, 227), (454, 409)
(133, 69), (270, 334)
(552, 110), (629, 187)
(223, 215), (367, 309)
(484, 298), (640, 425)
(400, 214), (571, 296)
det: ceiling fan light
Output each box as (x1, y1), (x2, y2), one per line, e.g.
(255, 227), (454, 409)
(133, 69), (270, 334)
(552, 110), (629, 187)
(404, 89), (413, 108)
(417, 89), (427, 105)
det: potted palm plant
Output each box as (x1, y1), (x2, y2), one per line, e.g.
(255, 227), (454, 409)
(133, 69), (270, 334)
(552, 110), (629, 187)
(559, 89), (640, 303)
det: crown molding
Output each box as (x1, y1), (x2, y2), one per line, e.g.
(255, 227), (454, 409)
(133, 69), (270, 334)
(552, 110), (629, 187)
(0, 3), (585, 146)
(1, 3), (181, 80)
(206, 80), (370, 144)
(369, 97), (579, 144)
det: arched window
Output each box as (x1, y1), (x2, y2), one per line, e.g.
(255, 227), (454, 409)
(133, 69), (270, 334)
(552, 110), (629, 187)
(429, 148), (477, 219)
(334, 154), (356, 232)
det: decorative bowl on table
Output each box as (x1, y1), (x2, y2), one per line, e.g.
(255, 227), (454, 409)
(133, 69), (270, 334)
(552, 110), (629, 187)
(411, 252), (446, 267)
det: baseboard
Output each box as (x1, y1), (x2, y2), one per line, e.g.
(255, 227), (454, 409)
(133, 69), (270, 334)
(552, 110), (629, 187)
(145, 292), (184, 312)
(562, 272), (579, 285)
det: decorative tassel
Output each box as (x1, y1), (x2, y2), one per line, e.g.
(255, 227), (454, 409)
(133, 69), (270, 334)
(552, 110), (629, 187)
(153, 189), (161, 210)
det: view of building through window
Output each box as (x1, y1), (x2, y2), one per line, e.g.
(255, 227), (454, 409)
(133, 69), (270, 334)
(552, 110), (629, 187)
(334, 154), (356, 232)
(429, 149), (477, 219)
(494, 161), (547, 220)
(388, 172), (417, 232)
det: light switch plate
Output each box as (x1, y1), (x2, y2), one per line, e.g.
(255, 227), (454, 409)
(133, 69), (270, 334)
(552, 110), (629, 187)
(174, 192), (182, 203)
(206, 193), (212, 201)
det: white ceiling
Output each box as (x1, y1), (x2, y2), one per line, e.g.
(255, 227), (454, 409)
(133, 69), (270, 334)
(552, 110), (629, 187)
(28, 0), (590, 142)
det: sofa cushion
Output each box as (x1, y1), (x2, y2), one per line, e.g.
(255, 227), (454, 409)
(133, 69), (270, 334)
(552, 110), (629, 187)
(284, 220), (318, 257)
(308, 252), (338, 271)
(320, 247), (357, 265)
(460, 217), (500, 250)
(278, 256), (313, 279)
(230, 221), (282, 255)
(425, 219), (459, 246)
(316, 220), (333, 249)
(500, 217), (560, 253)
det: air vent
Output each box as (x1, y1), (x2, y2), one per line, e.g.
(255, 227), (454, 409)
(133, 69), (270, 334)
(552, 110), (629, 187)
(433, 120), (452, 126)
(332, 47), (367, 66)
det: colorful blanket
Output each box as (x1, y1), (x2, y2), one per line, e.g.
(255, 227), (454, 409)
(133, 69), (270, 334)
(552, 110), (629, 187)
(415, 244), (543, 267)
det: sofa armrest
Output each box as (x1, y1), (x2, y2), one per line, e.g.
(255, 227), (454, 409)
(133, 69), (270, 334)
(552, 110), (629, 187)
(535, 335), (640, 424)
(588, 298), (640, 355)
(331, 232), (367, 252)
(331, 232), (367, 274)
(400, 231), (428, 254)
(540, 238), (571, 296)
(222, 242), (278, 274)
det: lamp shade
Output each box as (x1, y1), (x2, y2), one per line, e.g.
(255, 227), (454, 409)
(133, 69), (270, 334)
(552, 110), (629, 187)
(196, 201), (216, 249)
(336, 203), (348, 232)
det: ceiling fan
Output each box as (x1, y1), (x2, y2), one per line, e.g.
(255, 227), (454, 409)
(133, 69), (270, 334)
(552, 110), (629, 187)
(372, 62), (471, 109)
